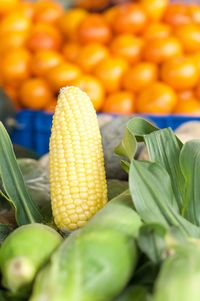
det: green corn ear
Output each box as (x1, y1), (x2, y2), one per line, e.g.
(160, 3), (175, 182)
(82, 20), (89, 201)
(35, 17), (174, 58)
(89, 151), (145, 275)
(0, 223), (62, 294)
(29, 193), (142, 301)
(154, 243), (200, 301)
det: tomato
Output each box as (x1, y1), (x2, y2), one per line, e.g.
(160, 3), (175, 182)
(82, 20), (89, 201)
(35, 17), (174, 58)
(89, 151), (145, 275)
(1, 48), (31, 85)
(59, 8), (88, 41)
(0, 31), (28, 54)
(0, 12), (31, 34)
(174, 98), (200, 115)
(143, 22), (171, 40)
(189, 4), (200, 24)
(19, 78), (53, 110)
(34, 0), (64, 24)
(27, 23), (63, 52)
(77, 13), (112, 44)
(175, 23), (200, 53)
(143, 36), (183, 64)
(94, 56), (128, 93)
(140, 0), (168, 21)
(13, 1), (35, 18)
(0, 0), (19, 16)
(73, 75), (105, 111)
(77, 43), (109, 72)
(112, 3), (148, 34)
(136, 82), (177, 114)
(161, 56), (199, 91)
(62, 42), (80, 63)
(102, 91), (135, 114)
(110, 34), (144, 64)
(46, 62), (82, 92)
(122, 62), (158, 92)
(31, 50), (63, 76)
(163, 3), (191, 26)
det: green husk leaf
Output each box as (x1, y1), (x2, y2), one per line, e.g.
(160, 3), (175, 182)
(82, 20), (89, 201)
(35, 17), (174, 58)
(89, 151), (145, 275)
(0, 122), (43, 225)
(179, 140), (200, 225)
(154, 243), (200, 301)
(138, 224), (167, 263)
(144, 128), (184, 210)
(129, 160), (200, 238)
(127, 117), (159, 142)
(115, 126), (137, 161)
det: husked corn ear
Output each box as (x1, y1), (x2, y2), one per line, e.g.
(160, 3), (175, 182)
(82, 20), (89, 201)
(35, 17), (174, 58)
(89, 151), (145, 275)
(49, 86), (108, 231)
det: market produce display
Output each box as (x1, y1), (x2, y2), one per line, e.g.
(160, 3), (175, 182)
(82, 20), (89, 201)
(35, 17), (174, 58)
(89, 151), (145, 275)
(1, 0), (200, 115)
(1, 86), (200, 300)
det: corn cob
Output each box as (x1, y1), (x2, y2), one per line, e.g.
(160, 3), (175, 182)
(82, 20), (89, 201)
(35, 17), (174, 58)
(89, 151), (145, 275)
(49, 86), (108, 231)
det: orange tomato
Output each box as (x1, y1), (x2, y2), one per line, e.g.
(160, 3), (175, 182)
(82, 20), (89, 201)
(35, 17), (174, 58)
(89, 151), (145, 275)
(189, 4), (200, 24)
(195, 84), (200, 99)
(59, 9), (88, 41)
(0, 12), (31, 34)
(0, 0), (19, 16)
(31, 50), (63, 76)
(175, 23), (200, 53)
(1, 48), (31, 85)
(143, 36), (183, 64)
(122, 62), (158, 92)
(143, 22), (171, 40)
(174, 98), (200, 115)
(102, 91), (135, 114)
(62, 42), (80, 63)
(112, 3), (148, 35)
(27, 23), (63, 52)
(77, 43), (109, 72)
(110, 34), (144, 64)
(163, 3), (191, 26)
(103, 6), (117, 26)
(19, 78), (53, 110)
(14, 1), (35, 18)
(94, 56), (128, 93)
(46, 62), (82, 92)
(140, 0), (169, 21)
(178, 89), (195, 101)
(34, 0), (64, 24)
(73, 75), (105, 111)
(77, 13), (112, 44)
(0, 31), (28, 54)
(136, 82), (177, 114)
(191, 53), (200, 72)
(161, 56), (199, 91)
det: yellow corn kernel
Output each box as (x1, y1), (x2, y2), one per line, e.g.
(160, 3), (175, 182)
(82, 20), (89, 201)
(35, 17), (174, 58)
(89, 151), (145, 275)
(49, 86), (107, 231)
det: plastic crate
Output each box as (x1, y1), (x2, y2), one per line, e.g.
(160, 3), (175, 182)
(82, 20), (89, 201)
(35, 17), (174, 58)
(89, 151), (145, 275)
(11, 110), (200, 156)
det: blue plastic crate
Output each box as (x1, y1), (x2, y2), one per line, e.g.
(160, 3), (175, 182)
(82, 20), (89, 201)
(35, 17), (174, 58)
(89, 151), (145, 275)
(11, 110), (200, 156)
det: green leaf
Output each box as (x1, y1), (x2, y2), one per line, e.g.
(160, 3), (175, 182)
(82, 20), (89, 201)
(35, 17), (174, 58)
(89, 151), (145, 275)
(0, 122), (43, 225)
(0, 224), (13, 244)
(180, 140), (200, 225)
(127, 117), (159, 142)
(115, 126), (137, 161)
(115, 117), (159, 161)
(129, 160), (200, 238)
(138, 223), (167, 263)
(144, 128), (184, 211)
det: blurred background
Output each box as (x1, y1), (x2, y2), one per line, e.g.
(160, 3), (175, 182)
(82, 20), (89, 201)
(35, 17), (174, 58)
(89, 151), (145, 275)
(1, 0), (200, 155)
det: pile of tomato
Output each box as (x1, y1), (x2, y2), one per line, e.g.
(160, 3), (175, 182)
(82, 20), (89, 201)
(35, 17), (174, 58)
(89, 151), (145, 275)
(1, 0), (200, 115)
